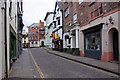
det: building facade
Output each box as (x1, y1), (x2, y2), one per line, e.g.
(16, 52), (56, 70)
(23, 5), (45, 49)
(79, 1), (120, 63)
(28, 20), (45, 48)
(62, 0), (120, 63)
(52, 1), (63, 51)
(0, 0), (24, 79)
(62, 0), (80, 55)
(44, 12), (54, 48)
(22, 33), (29, 48)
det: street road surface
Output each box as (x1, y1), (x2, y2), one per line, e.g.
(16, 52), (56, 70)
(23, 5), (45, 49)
(28, 48), (118, 78)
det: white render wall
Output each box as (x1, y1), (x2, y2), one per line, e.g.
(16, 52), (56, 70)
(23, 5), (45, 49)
(45, 13), (54, 48)
(30, 41), (40, 47)
(0, 1), (5, 79)
(53, 4), (63, 40)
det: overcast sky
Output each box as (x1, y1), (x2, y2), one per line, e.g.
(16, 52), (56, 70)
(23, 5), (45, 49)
(23, 0), (57, 33)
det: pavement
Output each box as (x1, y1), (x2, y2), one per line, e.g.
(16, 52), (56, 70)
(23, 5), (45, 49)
(9, 48), (40, 78)
(43, 47), (120, 76)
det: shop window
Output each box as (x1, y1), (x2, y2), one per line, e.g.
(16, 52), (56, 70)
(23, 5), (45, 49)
(86, 31), (100, 50)
(89, 2), (103, 20)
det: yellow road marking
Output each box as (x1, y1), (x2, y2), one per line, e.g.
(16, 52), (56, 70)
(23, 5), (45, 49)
(29, 50), (45, 79)
(47, 51), (118, 77)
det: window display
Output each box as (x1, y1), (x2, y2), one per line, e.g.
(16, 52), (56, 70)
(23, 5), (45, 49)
(86, 31), (100, 50)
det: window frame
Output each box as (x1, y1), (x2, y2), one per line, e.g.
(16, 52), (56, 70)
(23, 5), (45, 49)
(73, 13), (77, 23)
(89, 2), (103, 21)
(65, 7), (69, 18)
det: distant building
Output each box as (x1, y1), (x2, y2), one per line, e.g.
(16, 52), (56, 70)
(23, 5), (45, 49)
(22, 33), (29, 48)
(28, 20), (45, 48)
(44, 12), (54, 48)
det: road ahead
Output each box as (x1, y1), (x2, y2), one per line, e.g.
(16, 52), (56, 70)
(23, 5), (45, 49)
(28, 48), (117, 78)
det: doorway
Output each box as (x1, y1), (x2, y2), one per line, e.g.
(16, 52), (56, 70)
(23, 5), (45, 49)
(113, 29), (119, 61)
(41, 41), (44, 47)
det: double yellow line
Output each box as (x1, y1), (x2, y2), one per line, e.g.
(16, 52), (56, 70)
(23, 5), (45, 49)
(29, 51), (45, 79)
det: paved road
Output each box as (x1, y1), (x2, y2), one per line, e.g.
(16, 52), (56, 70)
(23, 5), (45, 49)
(28, 48), (118, 78)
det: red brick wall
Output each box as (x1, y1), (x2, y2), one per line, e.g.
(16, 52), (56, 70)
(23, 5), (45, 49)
(28, 20), (45, 42)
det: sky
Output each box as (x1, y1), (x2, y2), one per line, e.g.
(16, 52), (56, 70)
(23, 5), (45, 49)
(22, 0), (57, 33)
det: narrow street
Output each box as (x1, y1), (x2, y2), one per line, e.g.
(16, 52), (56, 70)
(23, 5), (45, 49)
(9, 48), (118, 78)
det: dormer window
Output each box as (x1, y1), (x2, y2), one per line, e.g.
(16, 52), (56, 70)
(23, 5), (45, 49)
(89, 2), (103, 20)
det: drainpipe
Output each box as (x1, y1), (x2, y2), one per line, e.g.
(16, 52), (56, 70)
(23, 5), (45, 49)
(4, 2), (8, 78)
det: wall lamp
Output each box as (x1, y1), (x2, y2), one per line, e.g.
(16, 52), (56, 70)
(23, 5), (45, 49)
(109, 16), (114, 24)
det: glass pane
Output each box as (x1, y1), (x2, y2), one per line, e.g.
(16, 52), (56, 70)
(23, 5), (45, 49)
(91, 5), (94, 13)
(91, 12), (94, 19)
(100, 7), (103, 14)
(94, 10), (99, 17)
(94, 2), (98, 10)
(86, 35), (91, 50)
(86, 31), (101, 50)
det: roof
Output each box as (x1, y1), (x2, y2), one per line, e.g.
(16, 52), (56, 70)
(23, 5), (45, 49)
(30, 23), (40, 27)
(44, 12), (54, 21)
(56, 1), (63, 10)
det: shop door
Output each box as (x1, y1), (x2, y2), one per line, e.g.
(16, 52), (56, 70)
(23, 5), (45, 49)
(113, 29), (119, 61)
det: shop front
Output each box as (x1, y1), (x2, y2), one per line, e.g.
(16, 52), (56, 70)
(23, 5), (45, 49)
(10, 27), (17, 69)
(52, 33), (63, 51)
(83, 24), (102, 60)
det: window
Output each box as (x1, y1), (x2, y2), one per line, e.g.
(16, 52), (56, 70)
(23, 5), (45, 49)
(32, 36), (34, 40)
(32, 27), (34, 30)
(9, 1), (12, 17)
(73, 13), (77, 23)
(32, 42), (33, 44)
(79, 0), (83, 4)
(36, 41), (37, 44)
(36, 36), (37, 40)
(90, 2), (103, 20)
(86, 31), (100, 50)
(42, 31), (44, 34)
(36, 31), (38, 34)
(42, 36), (44, 39)
(57, 18), (60, 25)
(36, 27), (38, 30)
(32, 31), (34, 35)
(65, 7), (69, 17)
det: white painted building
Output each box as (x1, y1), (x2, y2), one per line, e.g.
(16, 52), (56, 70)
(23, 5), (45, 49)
(0, 0), (23, 79)
(52, 1), (63, 51)
(44, 12), (54, 48)
(0, 0), (6, 79)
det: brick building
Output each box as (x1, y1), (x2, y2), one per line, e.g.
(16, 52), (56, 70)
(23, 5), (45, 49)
(28, 20), (45, 47)
(62, 0), (120, 63)
(62, 0), (81, 55)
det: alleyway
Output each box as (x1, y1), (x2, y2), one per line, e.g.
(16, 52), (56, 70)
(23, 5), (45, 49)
(9, 48), (118, 78)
